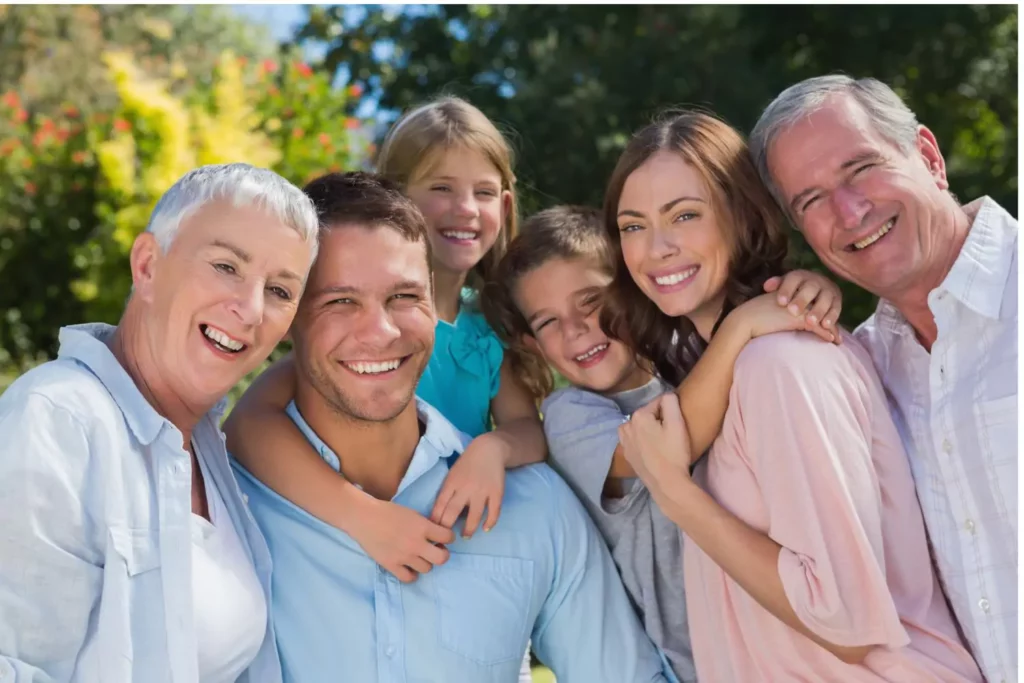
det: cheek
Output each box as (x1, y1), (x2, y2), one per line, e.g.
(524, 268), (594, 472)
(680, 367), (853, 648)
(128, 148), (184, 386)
(620, 238), (648, 280)
(416, 195), (449, 227)
(478, 201), (503, 237)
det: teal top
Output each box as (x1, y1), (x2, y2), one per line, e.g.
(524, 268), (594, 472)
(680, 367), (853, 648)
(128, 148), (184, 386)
(416, 288), (503, 438)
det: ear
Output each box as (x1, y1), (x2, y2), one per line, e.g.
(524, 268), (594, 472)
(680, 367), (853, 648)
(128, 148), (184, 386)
(501, 190), (514, 232)
(916, 125), (949, 191)
(129, 232), (161, 303)
(520, 333), (542, 357)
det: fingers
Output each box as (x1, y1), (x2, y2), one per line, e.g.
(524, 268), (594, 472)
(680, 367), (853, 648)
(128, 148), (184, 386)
(407, 556), (432, 575)
(425, 520), (456, 546)
(805, 288), (834, 328)
(763, 275), (782, 293)
(392, 565), (417, 583)
(436, 489), (470, 529)
(787, 280), (822, 317)
(421, 541), (450, 568)
(482, 491), (502, 533)
(462, 498), (485, 538)
(656, 392), (683, 427)
(773, 272), (804, 308)
(430, 483), (458, 524)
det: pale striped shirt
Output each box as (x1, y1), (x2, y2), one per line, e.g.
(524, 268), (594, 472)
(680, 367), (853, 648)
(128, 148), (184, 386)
(855, 196), (1017, 683)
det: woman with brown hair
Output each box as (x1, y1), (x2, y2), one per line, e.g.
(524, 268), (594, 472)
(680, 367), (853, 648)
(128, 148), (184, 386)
(606, 111), (982, 682)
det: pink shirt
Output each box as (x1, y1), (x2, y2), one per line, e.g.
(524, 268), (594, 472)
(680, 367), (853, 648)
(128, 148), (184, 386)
(684, 331), (982, 682)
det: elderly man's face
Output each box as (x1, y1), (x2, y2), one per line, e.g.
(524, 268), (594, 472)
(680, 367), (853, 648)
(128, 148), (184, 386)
(768, 95), (952, 300)
(291, 225), (435, 423)
(132, 200), (313, 403)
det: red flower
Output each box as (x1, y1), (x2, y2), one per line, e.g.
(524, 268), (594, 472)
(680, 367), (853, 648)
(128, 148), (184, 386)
(318, 132), (331, 146)
(32, 130), (50, 147)
(113, 118), (131, 132)
(24, 182), (36, 196)
(0, 139), (18, 155)
(292, 127), (304, 139)
(2, 91), (19, 108)
(345, 118), (360, 130)
(13, 108), (27, 123)
(262, 59), (279, 75)
(347, 83), (364, 98)
(63, 105), (80, 119)
(56, 129), (71, 142)
(72, 150), (88, 164)
(295, 62), (313, 78)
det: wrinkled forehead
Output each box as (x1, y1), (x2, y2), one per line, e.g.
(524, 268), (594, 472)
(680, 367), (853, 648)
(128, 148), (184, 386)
(307, 224), (431, 293)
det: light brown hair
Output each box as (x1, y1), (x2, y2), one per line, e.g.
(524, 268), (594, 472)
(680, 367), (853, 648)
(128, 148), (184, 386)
(600, 110), (790, 386)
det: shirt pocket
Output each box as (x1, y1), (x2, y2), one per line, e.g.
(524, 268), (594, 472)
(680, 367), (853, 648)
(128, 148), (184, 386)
(432, 552), (534, 665)
(101, 527), (163, 669)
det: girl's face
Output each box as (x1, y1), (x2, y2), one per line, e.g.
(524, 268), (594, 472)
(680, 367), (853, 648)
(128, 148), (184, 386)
(405, 145), (511, 277)
(616, 151), (733, 340)
(513, 256), (647, 395)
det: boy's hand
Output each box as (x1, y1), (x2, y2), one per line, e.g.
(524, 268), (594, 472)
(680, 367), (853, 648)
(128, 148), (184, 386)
(350, 497), (454, 583)
(431, 432), (507, 538)
(763, 269), (843, 338)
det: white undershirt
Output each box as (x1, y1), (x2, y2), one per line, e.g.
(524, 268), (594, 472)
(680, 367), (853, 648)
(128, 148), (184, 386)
(192, 455), (268, 683)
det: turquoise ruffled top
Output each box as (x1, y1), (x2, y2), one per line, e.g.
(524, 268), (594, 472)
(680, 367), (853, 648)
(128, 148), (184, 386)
(416, 288), (504, 438)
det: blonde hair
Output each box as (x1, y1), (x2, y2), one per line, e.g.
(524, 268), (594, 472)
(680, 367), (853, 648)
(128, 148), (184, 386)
(376, 96), (519, 288)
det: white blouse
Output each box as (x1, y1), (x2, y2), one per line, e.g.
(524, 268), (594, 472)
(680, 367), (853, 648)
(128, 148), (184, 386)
(192, 455), (268, 683)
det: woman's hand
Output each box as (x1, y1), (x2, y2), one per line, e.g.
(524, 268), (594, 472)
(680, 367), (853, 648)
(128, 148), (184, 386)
(618, 392), (694, 501)
(430, 431), (507, 537)
(763, 269), (843, 339)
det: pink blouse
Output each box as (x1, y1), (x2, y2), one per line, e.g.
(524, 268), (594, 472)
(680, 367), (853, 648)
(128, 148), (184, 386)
(684, 331), (982, 682)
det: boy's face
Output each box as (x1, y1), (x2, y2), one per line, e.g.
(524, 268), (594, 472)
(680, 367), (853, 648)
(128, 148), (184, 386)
(513, 256), (644, 395)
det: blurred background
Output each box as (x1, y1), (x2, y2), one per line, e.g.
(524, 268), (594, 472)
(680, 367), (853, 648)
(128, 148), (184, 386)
(0, 3), (1017, 407)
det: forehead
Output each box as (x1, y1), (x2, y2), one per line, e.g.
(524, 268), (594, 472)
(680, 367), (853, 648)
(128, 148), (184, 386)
(415, 144), (501, 183)
(769, 96), (890, 194)
(174, 199), (312, 264)
(309, 224), (430, 290)
(620, 152), (708, 206)
(514, 257), (610, 311)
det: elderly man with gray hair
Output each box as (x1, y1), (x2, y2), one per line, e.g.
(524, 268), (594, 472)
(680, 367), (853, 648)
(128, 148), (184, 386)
(0, 163), (319, 683)
(750, 75), (1017, 683)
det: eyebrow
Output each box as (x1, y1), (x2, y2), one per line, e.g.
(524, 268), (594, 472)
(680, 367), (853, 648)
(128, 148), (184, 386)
(312, 280), (428, 299)
(617, 195), (705, 219)
(789, 150), (883, 214)
(433, 175), (501, 187)
(209, 239), (303, 282)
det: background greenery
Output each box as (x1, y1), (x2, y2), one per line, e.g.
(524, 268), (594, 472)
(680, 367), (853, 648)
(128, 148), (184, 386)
(1, 3), (1017, 392)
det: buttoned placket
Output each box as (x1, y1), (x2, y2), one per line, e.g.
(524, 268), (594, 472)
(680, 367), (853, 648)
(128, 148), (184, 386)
(374, 565), (408, 683)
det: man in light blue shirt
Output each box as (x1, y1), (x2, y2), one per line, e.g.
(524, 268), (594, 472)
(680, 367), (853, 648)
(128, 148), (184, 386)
(0, 164), (319, 683)
(232, 172), (670, 683)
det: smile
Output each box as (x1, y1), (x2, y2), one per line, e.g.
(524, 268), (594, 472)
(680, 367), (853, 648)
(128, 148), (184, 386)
(574, 343), (608, 363)
(650, 265), (699, 287)
(850, 218), (895, 251)
(440, 229), (479, 241)
(200, 324), (247, 354)
(341, 357), (407, 375)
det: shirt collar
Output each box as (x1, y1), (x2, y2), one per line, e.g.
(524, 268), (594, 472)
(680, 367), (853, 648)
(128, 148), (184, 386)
(938, 196), (1017, 320)
(286, 397), (470, 499)
(55, 322), (228, 445)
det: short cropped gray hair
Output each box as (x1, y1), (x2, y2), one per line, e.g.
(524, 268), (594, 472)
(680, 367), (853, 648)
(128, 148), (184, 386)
(146, 163), (320, 263)
(749, 75), (920, 213)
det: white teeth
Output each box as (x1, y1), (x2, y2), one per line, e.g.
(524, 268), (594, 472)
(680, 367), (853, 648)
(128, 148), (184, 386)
(853, 219), (894, 250)
(202, 326), (244, 351)
(441, 230), (477, 240)
(344, 359), (402, 375)
(575, 343), (608, 362)
(654, 267), (698, 286)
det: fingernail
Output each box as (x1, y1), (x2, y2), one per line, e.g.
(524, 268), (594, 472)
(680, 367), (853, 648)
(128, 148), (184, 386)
(822, 319), (832, 328)
(788, 304), (800, 315)
(778, 295), (788, 305)
(807, 315), (818, 325)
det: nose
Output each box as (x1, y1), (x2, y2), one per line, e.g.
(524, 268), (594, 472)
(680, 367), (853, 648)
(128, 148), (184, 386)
(355, 304), (402, 347)
(649, 224), (680, 260)
(563, 311), (590, 341)
(830, 184), (872, 231)
(453, 188), (480, 219)
(229, 281), (265, 327)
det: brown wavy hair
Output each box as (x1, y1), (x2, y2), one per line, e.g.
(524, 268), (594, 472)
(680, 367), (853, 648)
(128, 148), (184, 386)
(600, 110), (790, 386)
(480, 205), (611, 403)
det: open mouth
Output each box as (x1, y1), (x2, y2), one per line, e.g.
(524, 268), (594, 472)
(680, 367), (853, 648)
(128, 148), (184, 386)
(340, 356), (410, 377)
(650, 265), (699, 290)
(439, 229), (479, 244)
(573, 342), (610, 368)
(848, 217), (895, 252)
(200, 324), (247, 355)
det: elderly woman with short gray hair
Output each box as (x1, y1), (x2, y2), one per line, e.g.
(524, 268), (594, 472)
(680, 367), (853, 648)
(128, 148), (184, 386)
(0, 163), (319, 683)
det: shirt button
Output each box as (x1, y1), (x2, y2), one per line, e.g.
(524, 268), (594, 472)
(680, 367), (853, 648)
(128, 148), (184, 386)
(964, 519), (976, 534)
(174, 461), (188, 475)
(978, 598), (990, 613)
(241, 493), (249, 505)
(385, 645), (396, 658)
(942, 439), (952, 454)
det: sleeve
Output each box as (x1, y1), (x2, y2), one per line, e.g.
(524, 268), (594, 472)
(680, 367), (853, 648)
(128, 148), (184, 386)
(540, 388), (626, 510)
(0, 392), (104, 682)
(530, 469), (668, 683)
(732, 333), (909, 648)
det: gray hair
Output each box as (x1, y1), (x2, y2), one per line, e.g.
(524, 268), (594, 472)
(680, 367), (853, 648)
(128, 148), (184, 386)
(749, 75), (920, 214)
(146, 163), (320, 263)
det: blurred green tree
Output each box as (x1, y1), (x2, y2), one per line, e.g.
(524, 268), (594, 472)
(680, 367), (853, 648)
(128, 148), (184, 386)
(302, 4), (1017, 327)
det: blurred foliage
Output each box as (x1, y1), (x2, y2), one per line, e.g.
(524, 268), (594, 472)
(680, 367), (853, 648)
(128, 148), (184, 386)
(302, 3), (1018, 328)
(0, 6), (370, 375)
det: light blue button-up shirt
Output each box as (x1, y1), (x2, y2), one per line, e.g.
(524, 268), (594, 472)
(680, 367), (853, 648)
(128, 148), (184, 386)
(233, 398), (670, 683)
(0, 324), (281, 683)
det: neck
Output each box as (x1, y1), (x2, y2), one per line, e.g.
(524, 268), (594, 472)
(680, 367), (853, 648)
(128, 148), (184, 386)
(433, 266), (469, 323)
(885, 200), (973, 351)
(689, 291), (727, 343)
(605, 363), (655, 395)
(294, 382), (422, 501)
(108, 304), (206, 447)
